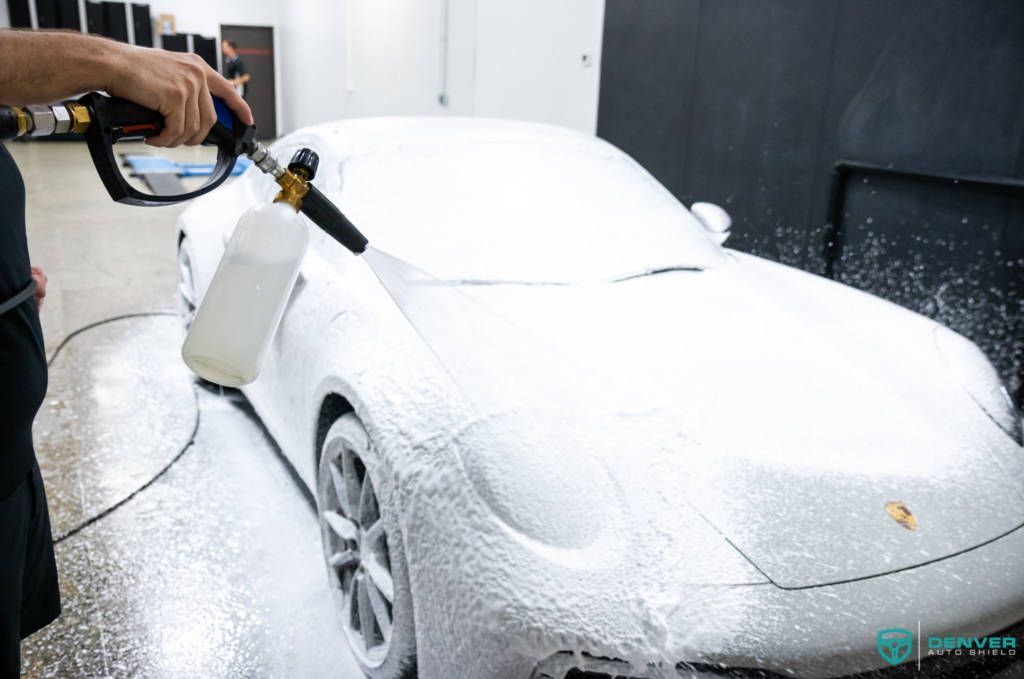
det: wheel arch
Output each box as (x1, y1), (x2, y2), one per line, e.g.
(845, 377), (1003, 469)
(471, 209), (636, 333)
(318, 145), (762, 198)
(316, 392), (356, 467)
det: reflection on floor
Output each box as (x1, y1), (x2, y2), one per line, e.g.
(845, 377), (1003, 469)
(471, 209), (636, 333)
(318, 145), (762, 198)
(23, 316), (361, 678)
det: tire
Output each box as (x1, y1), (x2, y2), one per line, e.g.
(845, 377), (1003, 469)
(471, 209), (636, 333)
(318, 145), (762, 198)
(177, 238), (198, 336)
(317, 414), (418, 679)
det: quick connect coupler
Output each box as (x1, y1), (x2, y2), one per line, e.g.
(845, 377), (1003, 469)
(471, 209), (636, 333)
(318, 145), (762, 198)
(0, 102), (91, 140)
(250, 144), (367, 255)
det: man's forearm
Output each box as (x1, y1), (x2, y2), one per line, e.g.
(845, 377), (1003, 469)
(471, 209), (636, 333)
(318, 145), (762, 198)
(0, 28), (252, 146)
(0, 30), (130, 106)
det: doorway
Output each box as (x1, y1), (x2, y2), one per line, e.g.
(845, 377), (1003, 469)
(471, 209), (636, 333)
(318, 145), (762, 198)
(220, 24), (277, 139)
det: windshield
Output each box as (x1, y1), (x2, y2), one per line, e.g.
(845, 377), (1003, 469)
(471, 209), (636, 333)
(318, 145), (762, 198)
(339, 140), (725, 283)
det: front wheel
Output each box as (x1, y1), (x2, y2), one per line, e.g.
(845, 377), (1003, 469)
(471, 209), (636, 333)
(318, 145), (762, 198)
(177, 237), (198, 335)
(317, 414), (417, 679)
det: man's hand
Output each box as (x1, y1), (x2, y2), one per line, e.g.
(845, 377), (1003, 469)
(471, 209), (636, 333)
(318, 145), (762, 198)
(30, 266), (46, 310)
(105, 47), (254, 148)
(0, 31), (254, 148)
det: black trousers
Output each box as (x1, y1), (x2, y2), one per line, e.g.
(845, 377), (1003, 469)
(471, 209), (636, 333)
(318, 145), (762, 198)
(0, 462), (60, 678)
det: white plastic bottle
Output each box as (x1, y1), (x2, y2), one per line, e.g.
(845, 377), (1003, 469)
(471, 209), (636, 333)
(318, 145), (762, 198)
(182, 202), (309, 386)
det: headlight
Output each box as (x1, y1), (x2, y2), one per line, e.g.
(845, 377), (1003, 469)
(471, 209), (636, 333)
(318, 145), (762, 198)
(934, 325), (1022, 445)
(453, 412), (614, 550)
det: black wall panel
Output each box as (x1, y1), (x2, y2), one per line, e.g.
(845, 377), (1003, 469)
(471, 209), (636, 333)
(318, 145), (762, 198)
(599, 0), (1024, 394)
(192, 35), (216, 69)
(684, 1), (838, 265)
(102, 2), (128, 42)
(597, 0), (700, 204)
(35, 0), (59, 28)
(7, 0), (31, 28)
(160, 33), (187, 53)
(57, 0), (81, 29)
(84, 1), (105, 36)
(131, 4), (152, 47)
(23, 0), (80, 29)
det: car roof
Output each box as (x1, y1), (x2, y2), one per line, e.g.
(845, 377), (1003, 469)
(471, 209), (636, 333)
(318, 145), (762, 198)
(291, 116), (615, 159)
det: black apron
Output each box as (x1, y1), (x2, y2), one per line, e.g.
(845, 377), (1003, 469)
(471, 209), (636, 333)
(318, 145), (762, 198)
(0, 144), (47, 501)
(0, 144), (59, 674)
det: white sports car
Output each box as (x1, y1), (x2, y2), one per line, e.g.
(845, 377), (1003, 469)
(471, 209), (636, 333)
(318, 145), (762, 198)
(176, 118), (1024, 679)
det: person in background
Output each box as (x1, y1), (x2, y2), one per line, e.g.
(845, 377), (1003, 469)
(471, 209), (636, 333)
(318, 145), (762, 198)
(0, 29), (252, 678)
(221, 40), (251, 99)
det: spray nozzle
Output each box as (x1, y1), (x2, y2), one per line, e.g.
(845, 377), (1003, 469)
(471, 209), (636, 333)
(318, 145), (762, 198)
(259, 146), (367, 256)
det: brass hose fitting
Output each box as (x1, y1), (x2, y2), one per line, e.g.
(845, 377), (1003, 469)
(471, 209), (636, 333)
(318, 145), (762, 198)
(12, 107), (30, 137)
(66, 103), (92, 134)
(273, 167), (310, 211)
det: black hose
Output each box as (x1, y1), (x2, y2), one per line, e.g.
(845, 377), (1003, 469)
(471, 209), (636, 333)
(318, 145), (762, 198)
(0, 106), (23, 141)
(46, 312), (201, 545)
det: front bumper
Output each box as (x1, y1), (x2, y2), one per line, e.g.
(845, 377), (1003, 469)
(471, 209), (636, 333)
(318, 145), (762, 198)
(533, 619), (1024, 678)
(524, 524), (1024, 679)
(403, 413), (1024, 679)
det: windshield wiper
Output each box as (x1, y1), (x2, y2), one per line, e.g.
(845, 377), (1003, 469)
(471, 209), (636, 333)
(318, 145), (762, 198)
(415, 266), (705, 287)
(611, 266), (704, 282)
(412, 278), (572, 287)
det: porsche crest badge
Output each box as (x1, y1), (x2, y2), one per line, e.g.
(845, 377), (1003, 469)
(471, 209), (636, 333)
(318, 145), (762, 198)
(885, 501), (917, 531)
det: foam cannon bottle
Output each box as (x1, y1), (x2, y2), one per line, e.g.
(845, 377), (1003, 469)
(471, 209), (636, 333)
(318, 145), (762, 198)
(182, 147), (367, 387)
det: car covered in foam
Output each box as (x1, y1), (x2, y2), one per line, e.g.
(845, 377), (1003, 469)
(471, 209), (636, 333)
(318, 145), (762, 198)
(176, 117), (1024, 679)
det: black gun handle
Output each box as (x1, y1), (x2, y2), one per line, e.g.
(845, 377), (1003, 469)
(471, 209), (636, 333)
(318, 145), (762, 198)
(96, 95), (243, 151)
(301, 184), (368, 255)
(96, 95), (164, 140)
(78, 92), (255, 206)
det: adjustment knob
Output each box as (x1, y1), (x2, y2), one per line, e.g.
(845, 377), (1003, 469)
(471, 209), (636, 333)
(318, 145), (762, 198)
(288, 147), (319, 180)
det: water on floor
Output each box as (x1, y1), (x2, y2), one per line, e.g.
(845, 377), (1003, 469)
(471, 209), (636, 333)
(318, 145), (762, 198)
(23, 315), (362, 678)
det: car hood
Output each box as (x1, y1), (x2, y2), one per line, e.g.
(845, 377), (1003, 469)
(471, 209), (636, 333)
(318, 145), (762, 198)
(422, 257), (1024, 588)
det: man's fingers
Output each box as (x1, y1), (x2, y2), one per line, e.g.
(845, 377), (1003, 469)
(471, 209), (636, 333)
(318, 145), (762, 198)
(30, 267), (46, 291)
(147, 108), (184, 147)
(181, 86), (204, 146)
(189, 83), (217, 146)
(108, 48), (252, 148)
(206, 69), (254, 125)
(30, 266), (46, 309)
(172, 85), (199, 146)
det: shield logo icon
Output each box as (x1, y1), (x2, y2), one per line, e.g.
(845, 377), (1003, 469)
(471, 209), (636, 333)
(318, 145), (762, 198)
(877, 628), (913, 666)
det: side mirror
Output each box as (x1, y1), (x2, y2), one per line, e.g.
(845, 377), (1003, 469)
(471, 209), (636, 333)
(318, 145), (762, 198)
(691, 202), (732, 245)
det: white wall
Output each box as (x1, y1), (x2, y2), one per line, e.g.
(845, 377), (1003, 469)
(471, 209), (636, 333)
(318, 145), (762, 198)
(277, 0), (347, 133)
(279, 0), (480, 132)
(278, 0), (605, 135)
(147, 0), (282, 44)
(474, 0), (604, 132)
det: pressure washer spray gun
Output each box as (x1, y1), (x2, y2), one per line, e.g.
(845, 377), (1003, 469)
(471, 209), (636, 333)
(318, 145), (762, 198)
(0, 92), (369, 387)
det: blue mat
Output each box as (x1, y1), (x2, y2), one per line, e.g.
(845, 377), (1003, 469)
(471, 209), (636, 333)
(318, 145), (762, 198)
(122, 154), (252, 177)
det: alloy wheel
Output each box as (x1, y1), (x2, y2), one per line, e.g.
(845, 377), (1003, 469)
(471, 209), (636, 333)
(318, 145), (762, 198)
(318, 438), (395, 668)
(177, 243), (197, 333)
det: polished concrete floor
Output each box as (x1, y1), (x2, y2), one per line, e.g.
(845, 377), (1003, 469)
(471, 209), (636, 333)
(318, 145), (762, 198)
(10, 141), (362, 678)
